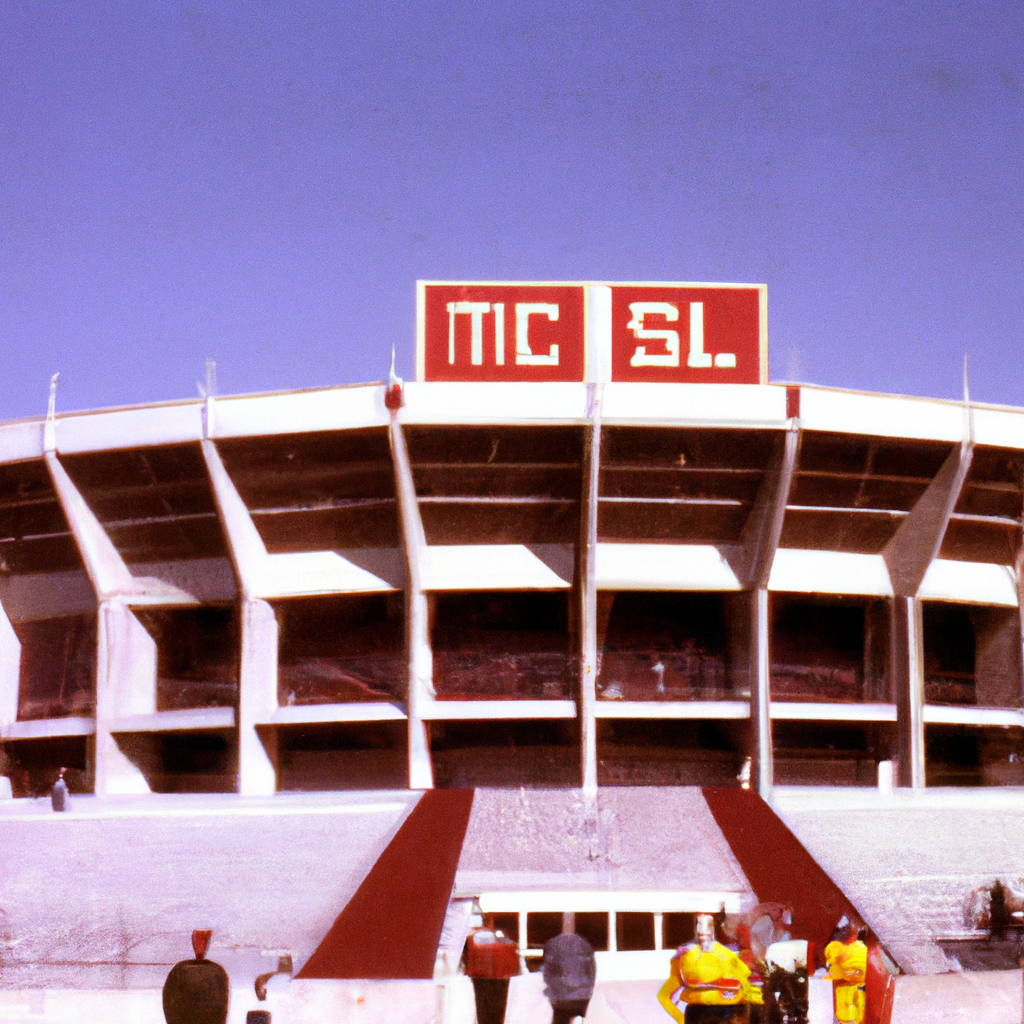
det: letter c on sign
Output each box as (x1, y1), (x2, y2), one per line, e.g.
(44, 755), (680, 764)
(515, 304), (560, 366)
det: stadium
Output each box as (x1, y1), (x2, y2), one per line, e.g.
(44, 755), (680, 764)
(1, 281), (1023, 1023)
(1, 377), (1023, 799)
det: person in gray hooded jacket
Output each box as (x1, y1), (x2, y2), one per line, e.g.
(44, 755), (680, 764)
(542, 932), (596, 1024)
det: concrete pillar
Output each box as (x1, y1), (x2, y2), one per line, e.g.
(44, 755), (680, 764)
(0, 598), (21, 726)
(883, 438), (972, 789)
(892, 596), (926, 789)
(94, 602), (155, 796)
(44, 452), (152, 794)
(1015, 536), (1024, 709)
(238, 598), (279, 796)
(388, 414), (435, 790)
(201, 439), (279, 795)
(731, 424), (798, 800)
(578, 387), (601, 798)
(750, 588), (773, 799)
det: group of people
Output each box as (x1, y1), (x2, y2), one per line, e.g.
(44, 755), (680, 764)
(464, 921), (597, 1024)
(465, 906), (867, 1024)
(657, 909), (868, 1024)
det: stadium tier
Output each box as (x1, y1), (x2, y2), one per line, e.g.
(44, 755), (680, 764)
(0, 379), (1021, 798)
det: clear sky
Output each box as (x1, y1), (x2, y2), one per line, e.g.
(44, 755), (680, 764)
(1, 1), (1022, 419)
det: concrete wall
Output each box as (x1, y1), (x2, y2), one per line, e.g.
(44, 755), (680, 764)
(891, 969), (1021, 1024)
(0, 982), (439, 1024)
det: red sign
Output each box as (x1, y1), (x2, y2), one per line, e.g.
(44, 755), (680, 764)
(610, 285), (764, 384)
(417, 281), (765, 383)
(418, 283), (586, 382)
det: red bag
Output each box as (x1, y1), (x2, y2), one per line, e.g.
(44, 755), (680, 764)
(466, 930), (520, 979)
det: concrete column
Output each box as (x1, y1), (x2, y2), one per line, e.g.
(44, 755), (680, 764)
(578, 386), (601, 798)
(44, 452), (153, 794)
(0, 598), (21, 726)
(1017, 571), (1024, 710)
(200, 439), (269, 596)
(201, 439), (279, 795)
(388, 414), (435, 790)
(1015, 535), (1024, 709)
(883, 437), (972, 789)
(94, 602), (156, 796)
(731, 424), (798, 800)
(892, 596), (926, 788)
(750, 588), (773, 799)
(238, 598), (279, 796)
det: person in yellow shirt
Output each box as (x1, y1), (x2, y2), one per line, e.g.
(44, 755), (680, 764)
(658, 914), (751, 1023)
(824, 918), (867, 1024)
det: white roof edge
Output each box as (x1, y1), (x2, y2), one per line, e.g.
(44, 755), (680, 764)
(3, 377), (1024, 427)
(3, 380), (1024, 461)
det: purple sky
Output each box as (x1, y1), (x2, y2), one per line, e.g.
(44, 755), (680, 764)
(1, 1), (1022, 419)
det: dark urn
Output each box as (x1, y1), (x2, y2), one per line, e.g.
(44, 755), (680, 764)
(162, 929), (229, 1024)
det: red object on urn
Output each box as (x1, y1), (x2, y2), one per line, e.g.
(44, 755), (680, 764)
(163, 930), (229, 1024)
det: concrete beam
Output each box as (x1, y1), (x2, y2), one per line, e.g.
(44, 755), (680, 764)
(594, 700), (750, 719)
(578, 385), (602, 797)
(44, 452), (136, 601)
(420, 699), (577, 720)
(388, 409), (434, 790)
(111, 707), (236, 732)
(93, 602), (156, 796)
(729, 426), (799, 590)
(0, 597), (21, 727)
(883, 440), (974, 598)
(269, 702), (407, 725)
(200, 438), (268, 601)
(1, 717), (95, 740)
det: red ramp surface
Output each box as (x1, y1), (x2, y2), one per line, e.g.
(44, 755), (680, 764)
(297, 789), (475, 979)
(703, 787), (896, 1024)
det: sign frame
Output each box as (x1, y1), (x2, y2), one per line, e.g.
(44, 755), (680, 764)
(416, 280), (767, 385)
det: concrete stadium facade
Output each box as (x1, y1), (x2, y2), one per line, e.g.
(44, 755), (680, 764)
(1, 378), (1022, 800)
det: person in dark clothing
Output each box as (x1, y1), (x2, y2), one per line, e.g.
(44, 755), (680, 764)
(464, 922), (519, 1024)
(51, 767), (69, 812)
(990, 880), (1010, 941)
(542, 932), (596, 1024)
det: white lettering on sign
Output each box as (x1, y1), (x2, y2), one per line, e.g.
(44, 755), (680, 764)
(515, 303), (560, 366)
(446, 302), (491, 365)
(627, 302), (680, 367)
(688, 302), (737, 369)
(492, 303), (505, 366)
(444, 300), (564, 368)
(627, 301), (736, 371)
(687, 302), (710, 368)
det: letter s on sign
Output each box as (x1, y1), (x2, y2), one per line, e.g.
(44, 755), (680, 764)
(628, 302), (680, 367)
